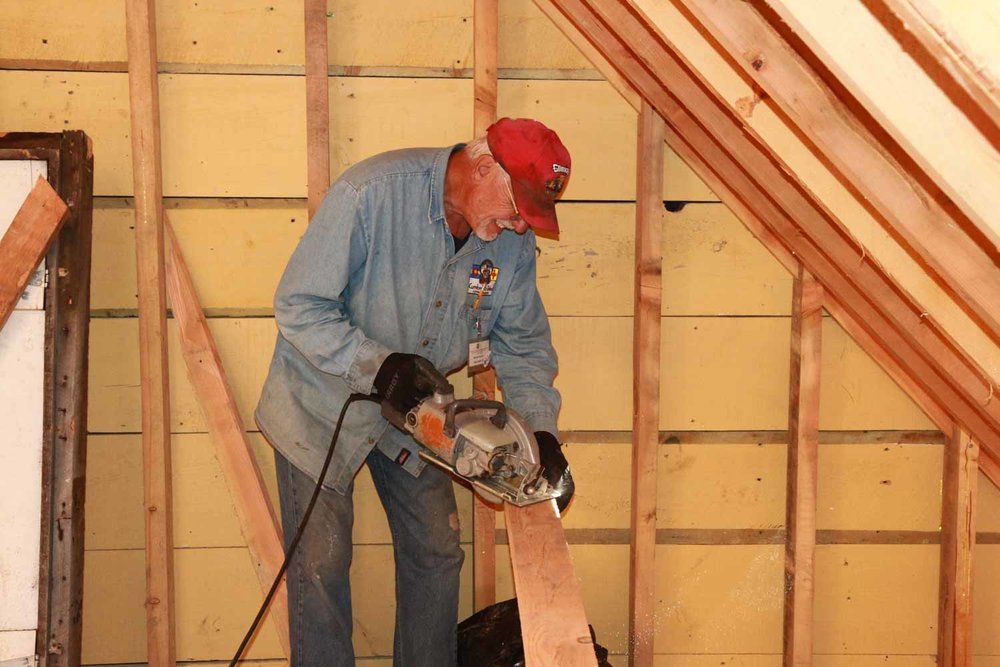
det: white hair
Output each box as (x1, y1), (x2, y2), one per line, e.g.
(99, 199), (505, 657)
(463, 137), (512, 186)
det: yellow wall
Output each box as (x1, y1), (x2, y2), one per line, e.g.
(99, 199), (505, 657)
(2, 0), (999, 664)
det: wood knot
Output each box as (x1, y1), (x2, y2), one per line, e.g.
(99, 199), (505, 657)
(751, 54), (765, 71)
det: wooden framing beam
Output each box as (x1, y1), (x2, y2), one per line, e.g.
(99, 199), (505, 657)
(675, 0), (1000, 343)
(532, 0), (958, 442)
(760, 0), (999, 256)
(163, 220), (290, 658)
(0, 178), (68, 332)
(938, 427), (978, 665)
(124, 0), (175, 664)
(545, 0), (1000, 460)
(784, 267), (822, 665)
(304, 0), (330, 219)
(471, 0), (500, 614)
(870, 0), (1000, 144)
(628, 100), (664, 667)
(504, 502), (597, 667)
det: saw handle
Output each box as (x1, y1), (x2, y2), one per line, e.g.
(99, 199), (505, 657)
(443, 399), (508, 437)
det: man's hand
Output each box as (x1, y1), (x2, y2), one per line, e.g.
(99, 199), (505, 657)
(535, 431), (574, 513)
(373, 353), (451, 415)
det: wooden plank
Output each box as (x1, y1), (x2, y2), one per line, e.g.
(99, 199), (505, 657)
(471, 0), (499, 614)
(629, 100), (664, 667)
(304, 0), (330, 219)
(759, 0), (1000, 255)
(550, 0), (1000, 453)
(784, 267), (822, 666)
(123, 0), (175, 664)
(676, 0), (1000, 343)
(871, 0), (1000, 144)
(0, 178), (68, 332)
(938, 427), (978, 665)
(504, 502), (597, 666)
(163, 219), (290, 658)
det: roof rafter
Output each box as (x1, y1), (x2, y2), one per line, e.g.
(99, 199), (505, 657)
(672, 0), (1000, 344)
(538, 0), (1000, 462)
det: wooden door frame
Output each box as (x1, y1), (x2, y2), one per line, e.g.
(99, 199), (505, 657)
(0, 131), (93, 667)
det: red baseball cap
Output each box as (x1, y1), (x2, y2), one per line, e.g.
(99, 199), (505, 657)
(486, 117), (571, 233)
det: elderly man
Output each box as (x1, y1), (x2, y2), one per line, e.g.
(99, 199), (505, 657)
(255, 117), (574, 666)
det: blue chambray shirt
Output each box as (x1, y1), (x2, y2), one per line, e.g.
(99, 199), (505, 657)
(255, 145), (561, 494)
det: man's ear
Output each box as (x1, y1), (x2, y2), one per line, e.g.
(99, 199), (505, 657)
(472, 154), (497, 182)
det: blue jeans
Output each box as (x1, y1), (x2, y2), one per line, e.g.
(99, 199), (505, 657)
(275, 447), (465, 667)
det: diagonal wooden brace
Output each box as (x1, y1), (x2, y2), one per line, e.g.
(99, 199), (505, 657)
(163, 218), (291, 658)
(0, 177), (68, 333)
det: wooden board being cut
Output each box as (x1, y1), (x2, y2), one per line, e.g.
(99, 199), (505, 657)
(505, 502), (597, 666)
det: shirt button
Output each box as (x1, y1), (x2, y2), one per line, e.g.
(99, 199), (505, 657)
(421, 339), (429, 347)
(435, 300), (442, 308)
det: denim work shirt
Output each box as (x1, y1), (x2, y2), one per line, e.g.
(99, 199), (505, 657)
(255, 146), (560, 494)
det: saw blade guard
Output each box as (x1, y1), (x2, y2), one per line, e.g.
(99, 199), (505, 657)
(405, 392), (560, 507)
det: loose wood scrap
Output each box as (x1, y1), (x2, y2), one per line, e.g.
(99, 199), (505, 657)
(784, 268), (822, 666)
(505, 502), (597, 667)
(163, 219), (290, 658)
(0, 177), (68, 332)
(629, 100), (664, 667)
(124, 0), (175, 663)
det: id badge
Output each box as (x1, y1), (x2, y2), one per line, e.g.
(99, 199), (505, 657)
(468, 337), (491, 375)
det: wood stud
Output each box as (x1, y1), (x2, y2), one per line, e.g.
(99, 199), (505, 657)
(471, 0), (500, 614)
(784, 267), (822, 665)
(938, 427), (978, 665)
(304, 0), (330, 219)
(629, 100), (664, 667)
(123, 0), (176, 663)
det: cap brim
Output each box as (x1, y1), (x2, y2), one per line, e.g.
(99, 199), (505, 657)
(511, 178), (560, 233)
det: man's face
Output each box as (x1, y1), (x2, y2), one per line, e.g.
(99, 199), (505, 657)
(468, 164), (529, 242)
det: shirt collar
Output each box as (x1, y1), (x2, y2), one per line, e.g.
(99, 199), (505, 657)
(429, 143), (464, 224)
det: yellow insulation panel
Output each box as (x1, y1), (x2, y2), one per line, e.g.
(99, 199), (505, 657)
(84, 433), (475, 550)
(82, 545), (473, 663)
(92, 202), (781, 316)
(0, 0), (590, 70)
(87, 315), (932, 434)
(1, 71), (710, 200)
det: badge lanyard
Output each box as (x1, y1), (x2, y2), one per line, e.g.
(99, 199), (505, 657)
(467, 260), (496, 375)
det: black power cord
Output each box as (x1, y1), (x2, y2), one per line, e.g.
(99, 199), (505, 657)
(229, 392), (380, 666)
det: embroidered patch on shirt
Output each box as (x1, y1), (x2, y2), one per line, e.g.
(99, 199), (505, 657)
(467, 260), (500, 296)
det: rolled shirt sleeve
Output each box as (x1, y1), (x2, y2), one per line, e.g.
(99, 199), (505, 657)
(490, 233), (561, 436)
